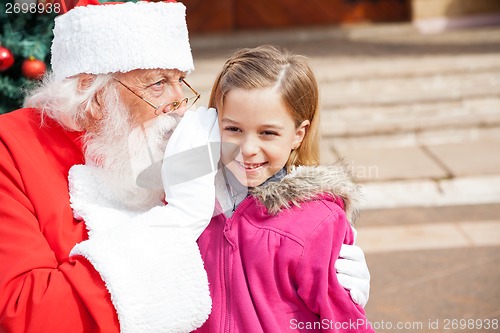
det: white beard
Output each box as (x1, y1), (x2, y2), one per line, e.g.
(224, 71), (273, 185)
(83, 95), (181, 211)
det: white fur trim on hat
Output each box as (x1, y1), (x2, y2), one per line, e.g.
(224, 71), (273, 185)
(51, 1), (194, 81)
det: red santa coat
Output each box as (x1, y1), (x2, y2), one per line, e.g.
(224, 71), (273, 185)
(0, 108), (120, 332)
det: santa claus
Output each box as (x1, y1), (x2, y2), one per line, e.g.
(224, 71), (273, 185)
(0, 1), (370, 332)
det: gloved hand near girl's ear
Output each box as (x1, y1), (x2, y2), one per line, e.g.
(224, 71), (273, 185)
(160, 106), (220, 237)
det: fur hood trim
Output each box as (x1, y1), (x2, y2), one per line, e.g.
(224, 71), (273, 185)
(251, 162), (362, 222)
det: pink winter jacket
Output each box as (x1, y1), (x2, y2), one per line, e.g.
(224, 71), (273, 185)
(195, 165), (375, 333)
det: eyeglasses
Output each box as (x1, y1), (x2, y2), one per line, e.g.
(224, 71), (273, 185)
(115, 77), (201, 116)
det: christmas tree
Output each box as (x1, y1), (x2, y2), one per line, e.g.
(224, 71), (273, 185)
(0, 0), (136, 115)
(0, 1), (57, 114)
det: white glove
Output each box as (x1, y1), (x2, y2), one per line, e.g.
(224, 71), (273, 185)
(157, 106), (220, 238)
(335, 244), (371, 308)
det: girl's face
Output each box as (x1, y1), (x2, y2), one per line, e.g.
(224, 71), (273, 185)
(219, 87), (309, 187)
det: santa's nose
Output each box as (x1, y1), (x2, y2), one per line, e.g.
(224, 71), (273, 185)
(169, 104), (188, 117)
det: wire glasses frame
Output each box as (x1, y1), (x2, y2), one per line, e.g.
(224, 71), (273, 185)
(115, 78), (201, 116)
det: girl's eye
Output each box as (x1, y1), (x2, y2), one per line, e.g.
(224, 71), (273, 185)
(224, 126), (241, 132)
(262, 131), (278, 136)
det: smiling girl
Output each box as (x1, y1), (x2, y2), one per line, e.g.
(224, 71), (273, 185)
(195, 45), (375, 332)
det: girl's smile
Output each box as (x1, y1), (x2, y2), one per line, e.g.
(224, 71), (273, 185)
(236, 161), (268, 171)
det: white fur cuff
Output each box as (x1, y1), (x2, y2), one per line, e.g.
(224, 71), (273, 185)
(70, 222), (211, 333)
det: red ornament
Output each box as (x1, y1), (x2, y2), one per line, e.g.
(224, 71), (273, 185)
(0, 46), (15, 72)
(22, 57), (47, 80)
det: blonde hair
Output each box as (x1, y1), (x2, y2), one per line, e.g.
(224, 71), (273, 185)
(209, 45), (320, 169)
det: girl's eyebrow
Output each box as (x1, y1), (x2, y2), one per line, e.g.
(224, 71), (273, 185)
(221, 118), (284, 130)
(261, 124), (284, 130)
(221, 118), (239, 124)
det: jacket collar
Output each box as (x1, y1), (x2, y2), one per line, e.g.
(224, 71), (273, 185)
(250, 161), (361, 222)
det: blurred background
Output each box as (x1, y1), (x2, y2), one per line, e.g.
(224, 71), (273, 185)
(2, 0), (500, 331)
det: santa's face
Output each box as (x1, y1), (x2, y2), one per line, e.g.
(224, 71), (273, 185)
(83, 77), (183, 210)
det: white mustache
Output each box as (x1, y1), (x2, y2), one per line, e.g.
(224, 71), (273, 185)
(128, 113), (182, 190)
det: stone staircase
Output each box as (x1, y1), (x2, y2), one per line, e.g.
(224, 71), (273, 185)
(318, 53), (500, 143)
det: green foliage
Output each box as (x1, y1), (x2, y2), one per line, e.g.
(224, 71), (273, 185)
(0, 4), (56, 114)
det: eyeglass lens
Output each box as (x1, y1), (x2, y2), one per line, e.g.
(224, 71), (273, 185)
(159, 80), (199, 113)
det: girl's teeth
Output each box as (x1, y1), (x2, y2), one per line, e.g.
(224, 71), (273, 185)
(242, 163), (263, 169)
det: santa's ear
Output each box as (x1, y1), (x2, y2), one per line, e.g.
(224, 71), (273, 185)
(76, 74), (104, 128)
(89, 97), (104, 121)
(77, 73), (96, 93)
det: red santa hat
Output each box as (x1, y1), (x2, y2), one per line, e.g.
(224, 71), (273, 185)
(51, 0), (194, 81)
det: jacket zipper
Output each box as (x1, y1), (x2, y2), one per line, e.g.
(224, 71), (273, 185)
(223, 238), (231, 333)
(223, 196), (252, 333)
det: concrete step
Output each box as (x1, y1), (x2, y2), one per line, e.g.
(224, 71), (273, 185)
(326, 126), (500, 150)
(311, 54), (500, 83)
(320, 126), (500, 188)
(321, 96), (500, 137)
(320, 70), (500, 108)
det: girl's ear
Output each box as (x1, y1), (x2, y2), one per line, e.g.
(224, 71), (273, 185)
(292, 119), (310, 149)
